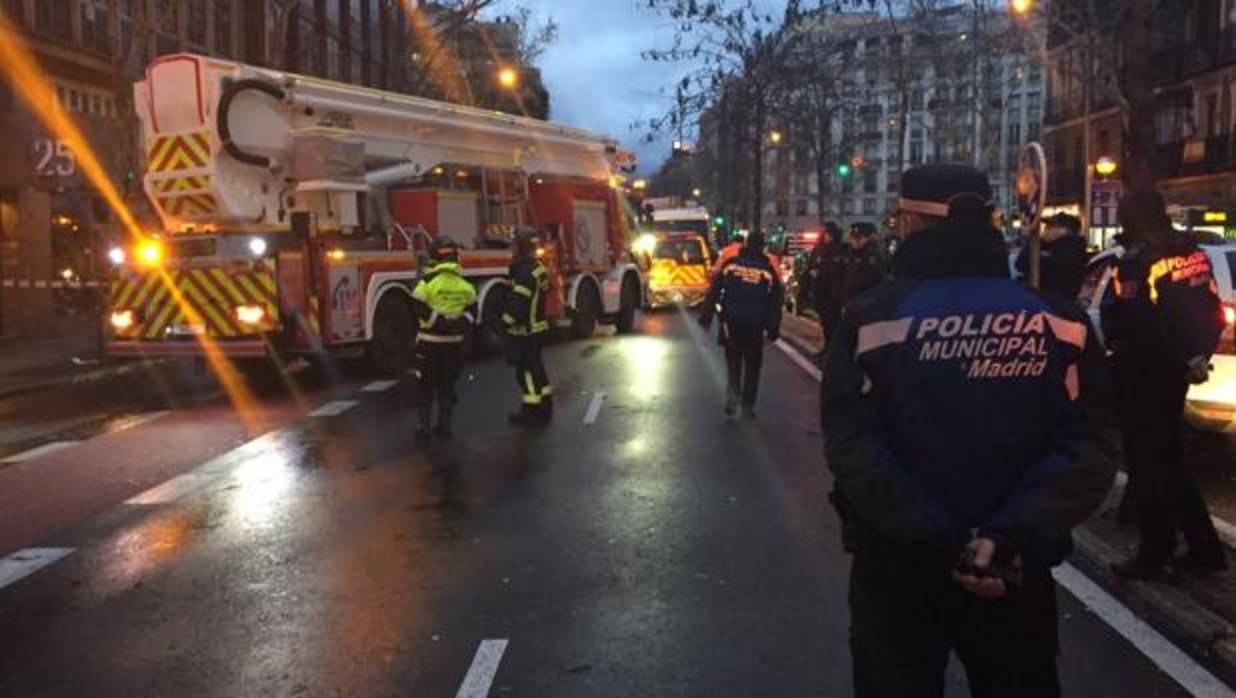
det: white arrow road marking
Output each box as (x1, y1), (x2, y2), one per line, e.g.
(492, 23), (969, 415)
(308, 400), (359, 417)
(0, 548), (74, 590)
(361, 380), (400, 393)
(583, 392), (606, 425)
(1, 441), (79, 464)
(457, 639), (509, 698)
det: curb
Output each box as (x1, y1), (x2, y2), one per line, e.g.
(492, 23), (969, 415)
(0, 359), (169, 401)
(1071, 526), (1236, 688)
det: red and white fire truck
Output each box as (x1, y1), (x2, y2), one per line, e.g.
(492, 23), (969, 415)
(106, 54), (645, 374)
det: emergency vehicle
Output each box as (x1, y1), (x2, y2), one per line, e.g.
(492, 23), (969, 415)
(633, 230), (712, 308)
(106, 54), (644, 375)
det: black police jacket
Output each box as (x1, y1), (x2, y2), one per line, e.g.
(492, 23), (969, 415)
(831, 244), (887, 307)
(1101, 237), (1223, 373)
(1016, 234), (1088, 301)
(703, 248), (784, 333)
(821, 222), (1120, 569)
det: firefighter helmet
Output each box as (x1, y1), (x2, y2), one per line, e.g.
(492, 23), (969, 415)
(429, 237), (460, 263)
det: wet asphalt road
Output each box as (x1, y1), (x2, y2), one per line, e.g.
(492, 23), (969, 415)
(0, 311), (1215, 696)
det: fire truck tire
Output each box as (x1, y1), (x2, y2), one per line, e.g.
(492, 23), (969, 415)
(367, 294), (417, 376)
(571, 280), (601, 340)
(477, 285), (508, 356)
(615, 275), (640, 334)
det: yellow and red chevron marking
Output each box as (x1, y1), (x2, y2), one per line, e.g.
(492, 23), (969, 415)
(157, 193), (218, 218)
(153, 175), (210, 195)
(649, 260), (709, 290)
(110, 266), (278, 341)
(147, 130), (211, 174)
(307, 296), (322, 336)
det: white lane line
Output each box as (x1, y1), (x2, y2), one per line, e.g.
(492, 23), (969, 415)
(361, 380), (400, 393)
(1, 440), (79, 464)
(583, 391), (606, 425)
(1054, 563), (1235, 697)
(456, 639), (509, 698)
(105, 410), (171, 434)
(777, 334), (1236, 695)
(0, 548), (74, 590)
(774, 339), (822, 382)
(125, 471), (214, 506)
(308, 400), (359, 417)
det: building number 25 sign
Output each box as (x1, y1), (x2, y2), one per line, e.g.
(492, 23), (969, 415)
(32, 138), (77, 178)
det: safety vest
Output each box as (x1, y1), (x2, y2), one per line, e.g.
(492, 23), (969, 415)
(412, 262), (477, 343)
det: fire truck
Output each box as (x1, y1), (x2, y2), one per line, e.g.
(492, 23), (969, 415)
(106, 54), (645, 375)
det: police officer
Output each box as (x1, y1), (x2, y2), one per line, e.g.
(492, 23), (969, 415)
(699, 231), (784, 417)
(1103, 186), (1228, 582)
(807, 222), (842, 343)
(504, 230), (553, 424)
(410, 238), (477, 439)
(832, 224), (886, 308)
(822, 164), (1120, 697)
(1016, 212), (1088, 300)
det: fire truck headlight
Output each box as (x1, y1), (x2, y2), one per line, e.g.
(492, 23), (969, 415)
(633, 233), (657, 255)
(137, 240), (163, 267)
(235, 304), (266, 325)
(248, 237), (268, 257)
(108, 246), (126, 265)
(110, 310), (135, 330)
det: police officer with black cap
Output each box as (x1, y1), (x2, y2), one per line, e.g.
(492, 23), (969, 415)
(504, 228), (553, 424)
(822, 164), (1120, 697)
(1103, 186), (1228, 582)
(410, 238), (477, 439)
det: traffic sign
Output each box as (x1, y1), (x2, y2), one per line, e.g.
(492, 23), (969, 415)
(1091, 180), (1121, 227)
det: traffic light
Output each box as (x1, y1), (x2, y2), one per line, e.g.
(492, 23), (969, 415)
(713, 215), (726, 226)
(836, 162), (853, 178)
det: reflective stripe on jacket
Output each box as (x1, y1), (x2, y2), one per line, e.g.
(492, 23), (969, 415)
(504, 256), (549, 336)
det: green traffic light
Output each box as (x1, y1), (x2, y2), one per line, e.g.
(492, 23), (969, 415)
(714, 216), (726, 225)
(837, 163), (852, 178)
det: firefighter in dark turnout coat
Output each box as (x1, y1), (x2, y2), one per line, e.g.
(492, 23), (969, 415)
(503, 230), (553, 424)
(822, 164), (1120, 698)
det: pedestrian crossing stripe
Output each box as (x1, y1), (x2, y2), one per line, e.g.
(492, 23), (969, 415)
(147, 131), (211, 174)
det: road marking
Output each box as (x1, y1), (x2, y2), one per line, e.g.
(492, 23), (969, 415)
(361, 380), (400, 393)
(456, 639), (509, 698)
(774, 339), (822, 382)
(0, 548), (74, 590)
(125, 471), (214, 506)
(777, 333), (1236, 695)
(308, 400), (359, 417)
(1054, 563), (1235, 697)
(0, 440), (79, 464)
(583, 391), (606, 425)
(105, 410), (171, 434)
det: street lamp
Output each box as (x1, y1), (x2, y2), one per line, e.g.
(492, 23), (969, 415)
(769, 130), (783, 145)
(692, 188), (702, 198)
(1095, 156), (1118, 177)
(497, 67), (519, 89)
(1010, 0), (1034, 16)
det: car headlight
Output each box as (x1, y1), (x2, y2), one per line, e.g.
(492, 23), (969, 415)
(633, 233), (657, 255)
(248, 237), (268, 257)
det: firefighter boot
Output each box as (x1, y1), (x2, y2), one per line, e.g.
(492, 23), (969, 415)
(435, 402), (453, 439)
(416, 405), (433, 440)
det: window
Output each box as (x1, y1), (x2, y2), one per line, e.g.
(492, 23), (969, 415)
(910, 140), (924, 164)
(795, 199), (808, 217)
(215, 0), (234, 57)
(1008, 122), (1022, 145)
(69, 90), (81, 112)
(776, 199), (789, 217)
(91, 95), (101, 114)
(154, 0), (181, 55)
(864, 169), (878, 193)
(120, 0), (147, 62)
(841, 198), (853, 215)
(35, 0), (72, 40)
(863, 198), (877, 215)
(1029, 122), (1041, 141)
(80, 1), (110, 55)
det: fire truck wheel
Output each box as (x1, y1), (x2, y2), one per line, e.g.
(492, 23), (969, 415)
(571, 280), (601, 340)
(367, 294), (417, 376)
(615, 275), (640, 334)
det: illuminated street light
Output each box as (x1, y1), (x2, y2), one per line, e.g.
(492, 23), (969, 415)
(632, 179), (648, 191)
(497, 67), (519, 89)
(1095, 156), (1118, 177)
(769, 130), (784, 145)
(692, 188), (702, 198)
(1010, 0), (1034, 15)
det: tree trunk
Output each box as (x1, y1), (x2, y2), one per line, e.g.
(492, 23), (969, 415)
(752, 95), (766, 234)
(1121, 0), (1157, 193)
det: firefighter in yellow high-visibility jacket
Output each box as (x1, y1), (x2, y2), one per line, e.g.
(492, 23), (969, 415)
(503, 230), (553, 424)
(410, 238), (477, 439)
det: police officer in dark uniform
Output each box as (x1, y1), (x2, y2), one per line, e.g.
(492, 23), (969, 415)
(807, 222), (842, 342)
(823, 164), (1120, 698)
(1103, 187), (1228, 582)
(1016, 212), (1088, 300)
(833, 224), (887, 307)
(699, 231), (784, 417)
(410, 238), (477, 439)
(504, 230), (553, 424)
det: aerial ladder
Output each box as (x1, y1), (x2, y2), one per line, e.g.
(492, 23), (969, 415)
(107, 54), (645, 374)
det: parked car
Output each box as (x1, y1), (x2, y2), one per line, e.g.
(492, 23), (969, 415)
(1078, 243), (1236, 431)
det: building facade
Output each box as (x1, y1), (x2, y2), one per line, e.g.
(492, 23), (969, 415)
(756, 6), (1043, 234)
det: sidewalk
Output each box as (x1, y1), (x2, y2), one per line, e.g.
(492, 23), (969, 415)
(780, 310), (1236, 686)
(0, 317), (148, 399)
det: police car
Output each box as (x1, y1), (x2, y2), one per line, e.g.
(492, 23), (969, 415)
(1079, 242), (1236, 431)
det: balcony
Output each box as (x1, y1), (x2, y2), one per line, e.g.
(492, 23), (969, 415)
(1149, 27), (1236, 86)
(1153, 135), (1236, 180)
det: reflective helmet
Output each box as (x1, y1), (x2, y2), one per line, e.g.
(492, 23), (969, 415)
(513, 227), (539, 257)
